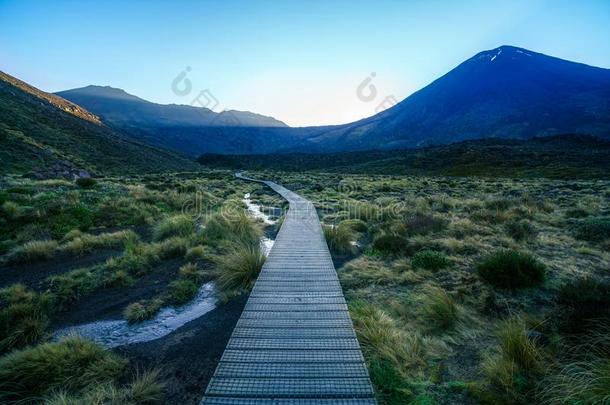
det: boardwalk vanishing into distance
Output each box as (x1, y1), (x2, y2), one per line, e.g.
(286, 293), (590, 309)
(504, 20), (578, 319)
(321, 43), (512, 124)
(201, 173), (376, 404)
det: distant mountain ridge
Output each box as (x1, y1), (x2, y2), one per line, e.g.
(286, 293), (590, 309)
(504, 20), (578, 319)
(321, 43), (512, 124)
(56, 85), (287, 128)
(0, 71), (198, 175)
(55, 45), (610, 156)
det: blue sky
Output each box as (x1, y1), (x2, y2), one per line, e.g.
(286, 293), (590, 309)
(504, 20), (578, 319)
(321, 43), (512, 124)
(1, 0), (609, 126)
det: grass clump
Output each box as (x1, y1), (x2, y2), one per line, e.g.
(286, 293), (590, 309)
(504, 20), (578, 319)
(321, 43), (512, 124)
(167, 279), (198, 305)
(402, 214), (447, 236)
(505, 219), (537, 241)
(0, 284), (52, 352)
(6, 239), (58, 263)
(204, 211), (261, 246)
(45, 369), (164, 404)
(62, 230), (138, 256)
(477, 250), (546, 289)
(557, 277), (610, 333)
(216, 244), (266, 294)
(411, 250), (450, 271)
(323, 224), (354, 255)
(153, 214), (194, 240)
(179, 262), (206, 282)
(0, 335), (126, 403)
(372, 234), (407, 256)
(123, 299), (163, 323)
(574, 217), (610, 242)
(417, 286), (459, 330)
(481, 317), (543, 402)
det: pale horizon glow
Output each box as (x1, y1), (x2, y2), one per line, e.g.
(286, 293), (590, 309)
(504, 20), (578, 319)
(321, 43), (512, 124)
(1, 0), (609, 127)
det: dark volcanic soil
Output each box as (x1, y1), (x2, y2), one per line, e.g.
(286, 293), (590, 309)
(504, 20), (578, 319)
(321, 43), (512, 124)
(53, 258), (185, 327)
(115, 295), (247, 404)
(0, 249), (120, 289)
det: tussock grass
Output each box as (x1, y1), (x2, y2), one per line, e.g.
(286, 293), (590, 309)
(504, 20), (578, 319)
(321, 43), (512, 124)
(6, 239), (59, 263)
(0, 335), (127, 403)
(481, 317), (544, 402)
(505, 219), (537, 241)
(123, 299), (163, 323)
(216, 244), (266, 294)
(178, 262), (205, 282)
(0, 284), (52, 352)
(477, 250), (546, 289)
(417, 286), (459, 330)
(323, 224), (354, 255)
(185, 245), (208, 260)
(205, 211), (261, 246)
(153, 214), (194, 241)
(62, 230), (138, 256)
(339, 257), (414, 289)
(350, 301), (427, 373)
(167, 279), (199, 305)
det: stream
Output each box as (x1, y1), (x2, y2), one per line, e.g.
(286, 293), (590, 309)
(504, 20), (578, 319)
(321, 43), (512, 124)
(53, 194), (277, 348)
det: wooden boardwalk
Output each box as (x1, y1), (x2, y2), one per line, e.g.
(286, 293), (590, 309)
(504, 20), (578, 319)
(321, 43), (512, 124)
(201, 174), (376, 404)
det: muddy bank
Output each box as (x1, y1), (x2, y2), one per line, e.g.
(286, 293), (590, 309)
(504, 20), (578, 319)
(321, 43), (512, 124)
(115, 295), (247, 404)
(0, 249), (120, 289)
(53, 258), (186, 327)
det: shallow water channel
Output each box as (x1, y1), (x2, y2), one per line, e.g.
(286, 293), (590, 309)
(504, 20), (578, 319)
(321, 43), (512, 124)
(53, 194), (277, 348)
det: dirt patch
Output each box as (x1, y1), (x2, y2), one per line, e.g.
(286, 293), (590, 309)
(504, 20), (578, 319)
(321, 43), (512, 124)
(53, 258), (185, 327)
(115, 295), (247, 404)
(0, 249), (120, 289)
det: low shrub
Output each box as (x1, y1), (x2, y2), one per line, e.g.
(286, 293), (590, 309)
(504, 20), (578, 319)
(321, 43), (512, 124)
(6, 239), (58, 263)
(216, 244), (266, 293)
(411, 250), (450, 271)
(557, 277), (610, 333)
(0, 335), (126, 402)
(153, 214), (194, 240)
(323, 225), (353, 255)
(167, 279), (198, 304)
(185, 245), (208, 260)
(372, 234), (407, 256)
(47, 269), (98, 307)
(477, 250), (546, 289)
(402, 214), (447, 236)
(75, 177), (96, 188)
(574, 218), (610, 242)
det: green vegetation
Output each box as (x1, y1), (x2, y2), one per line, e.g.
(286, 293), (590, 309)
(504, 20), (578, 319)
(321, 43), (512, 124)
(255, 170), (609, 404)
(574, 217), (610, 242)
(477, 250), (546, 289)
(153, 214), (194, 240)
(323, 224), (354, 255)
(0, 335), (126, 402)
(411, 250), (450, 271)
(216, 244), (266, 294)
(5, 239), (58, 263)
(0, 171), (268, 401)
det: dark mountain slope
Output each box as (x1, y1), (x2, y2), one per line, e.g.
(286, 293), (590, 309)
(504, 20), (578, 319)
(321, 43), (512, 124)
(199, 134), (610, 179)
(0, 71), (198, 175)
(299, 46), (610, 151)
